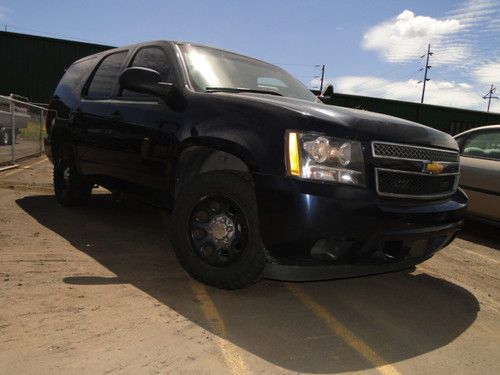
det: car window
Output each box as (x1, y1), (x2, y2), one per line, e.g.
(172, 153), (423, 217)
(87, 51), (128, 99)
(462, 130), (500, 161)
(56, 57), (97, 101)
(121, 47), (172, 98)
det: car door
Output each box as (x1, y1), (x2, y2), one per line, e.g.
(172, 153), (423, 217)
(105, 44), (181, 189)
(75, 50), (130, 176)
(459, 129), (500, 221)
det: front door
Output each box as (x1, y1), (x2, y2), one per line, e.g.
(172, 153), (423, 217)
(105, 45), (181, 190)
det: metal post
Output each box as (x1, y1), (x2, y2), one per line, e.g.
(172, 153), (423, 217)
(420, 44), (431, 104)
(9, 97), (16, 164)
(487, 84), (493, 112)
(482, 84), (498, 112)
(319, 64), (325, 93)
(314, 64), (326, 93)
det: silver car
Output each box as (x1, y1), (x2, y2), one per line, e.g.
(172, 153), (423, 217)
(455, 125), (500, 224)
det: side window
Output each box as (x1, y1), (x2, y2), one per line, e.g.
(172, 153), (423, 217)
(462, 131), (500, 161)
(121, 47), (172, 98)
(55, 57), (97, 100)
(87, 51), (128, 98)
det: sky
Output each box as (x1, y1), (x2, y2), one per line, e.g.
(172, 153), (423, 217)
(1, 0), (499, 113)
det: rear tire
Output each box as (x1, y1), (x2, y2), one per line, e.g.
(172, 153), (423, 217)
(172, 171), (265, 289)
(53, 144), (92, 207)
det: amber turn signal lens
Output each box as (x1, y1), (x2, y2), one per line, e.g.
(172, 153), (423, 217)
(288, 132), (300, 176)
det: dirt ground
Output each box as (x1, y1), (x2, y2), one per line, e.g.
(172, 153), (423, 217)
(1, 156), (499, 375)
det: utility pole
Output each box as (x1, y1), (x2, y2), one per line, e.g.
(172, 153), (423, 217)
(482, 84), (498, 112)
(315, 64), (325, 93)
(419, 44), (433, 104)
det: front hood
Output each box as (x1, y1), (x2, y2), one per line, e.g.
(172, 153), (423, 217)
(234, 93), (458, 151)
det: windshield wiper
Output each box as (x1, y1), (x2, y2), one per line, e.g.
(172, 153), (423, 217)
(205, 87), (283, 96)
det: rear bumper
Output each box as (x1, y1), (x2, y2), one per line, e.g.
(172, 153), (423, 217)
(252, 173), (466, 280)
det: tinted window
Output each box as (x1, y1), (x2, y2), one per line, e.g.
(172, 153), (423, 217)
(55, 57), (97, 101)
(122, 47), (171, 98)
(87, 51), (128, 98)
(462, 131), (500, 160)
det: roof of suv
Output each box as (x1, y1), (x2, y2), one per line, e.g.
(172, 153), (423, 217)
(71, 40), (283, 71)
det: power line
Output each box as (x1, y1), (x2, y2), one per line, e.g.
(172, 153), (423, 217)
(482, 84), (498, 112)
(376, 68), (424, 96)
(341, 64), (419, 94)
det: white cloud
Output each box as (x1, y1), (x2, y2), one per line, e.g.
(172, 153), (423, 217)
(313, 75), (500, 113)
(447, 0), (499, 29)
(474, 62), (500, 85)
(362, 10), (466, 64)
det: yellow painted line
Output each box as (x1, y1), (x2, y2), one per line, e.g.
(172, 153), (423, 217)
(286, 283), (401, 375)
(1, 157), (48, 178)
(190, 280), (249, 374)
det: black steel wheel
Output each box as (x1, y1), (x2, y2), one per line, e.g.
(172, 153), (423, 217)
(53, 144), (93, 207)
(172, 171), (265, 289)
(189, 194), (249, 267)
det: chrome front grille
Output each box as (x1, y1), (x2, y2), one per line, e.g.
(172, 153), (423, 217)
(372, 142), (459, 163)
(372, 141), (460, 199)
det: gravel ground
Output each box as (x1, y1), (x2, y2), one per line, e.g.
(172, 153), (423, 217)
(1, 156), (499, 375)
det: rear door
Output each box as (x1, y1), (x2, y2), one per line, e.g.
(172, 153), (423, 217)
(76, 50), (129, 176)
(459, 129), (500, 221)
(105, 44), (181, 189)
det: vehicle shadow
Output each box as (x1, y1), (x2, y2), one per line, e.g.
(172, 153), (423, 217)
(458, 219), (500, 251)
(17, 194), (479, 374)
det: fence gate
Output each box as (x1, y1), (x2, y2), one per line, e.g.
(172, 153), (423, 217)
(0, 94), (47, 167)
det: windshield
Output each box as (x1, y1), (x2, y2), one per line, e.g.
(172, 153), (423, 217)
(178, 44), (318, 102)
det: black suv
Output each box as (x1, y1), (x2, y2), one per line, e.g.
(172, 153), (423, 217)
(45, 41), (467, 289)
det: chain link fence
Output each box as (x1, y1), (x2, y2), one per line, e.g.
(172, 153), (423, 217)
(0, 94), (47, 167)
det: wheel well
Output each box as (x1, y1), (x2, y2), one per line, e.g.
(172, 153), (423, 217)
(174, 146), (251, 197)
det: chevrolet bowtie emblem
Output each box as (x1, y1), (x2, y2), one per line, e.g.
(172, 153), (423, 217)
(425, 161), (444, 174)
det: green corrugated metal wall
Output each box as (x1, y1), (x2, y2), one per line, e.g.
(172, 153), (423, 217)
(1, 31), (499, 134)
(0, 31), (112, 103)
(321, 93), (500, 135)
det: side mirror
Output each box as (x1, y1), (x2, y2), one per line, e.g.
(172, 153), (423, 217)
(119, 67), (186, 111)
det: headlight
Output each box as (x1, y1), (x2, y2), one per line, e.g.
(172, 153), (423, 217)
(286, 131), (366, 186)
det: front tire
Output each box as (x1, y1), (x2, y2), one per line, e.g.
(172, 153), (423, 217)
(53, 145), (92, 206)
(172, 171), (266, 289)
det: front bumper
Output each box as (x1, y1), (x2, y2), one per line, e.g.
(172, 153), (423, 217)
(252, 173), (467, 280)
